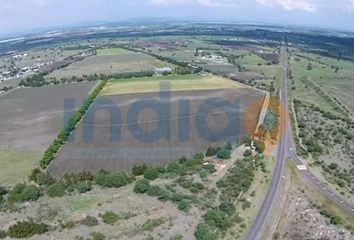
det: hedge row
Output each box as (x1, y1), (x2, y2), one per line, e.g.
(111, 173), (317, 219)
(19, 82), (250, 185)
(40, 80), (107, 169)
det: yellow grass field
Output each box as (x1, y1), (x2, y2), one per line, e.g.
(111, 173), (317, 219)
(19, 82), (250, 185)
(0, 149), (42, 185)
(101, 74), (244, 96)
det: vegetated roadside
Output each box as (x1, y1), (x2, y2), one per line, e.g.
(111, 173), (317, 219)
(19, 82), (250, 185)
(288, 48), (354, 202)
(273, 161), (354, 240)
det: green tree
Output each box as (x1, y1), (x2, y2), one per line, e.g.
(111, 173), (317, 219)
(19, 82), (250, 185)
(217, 149), (231, 159)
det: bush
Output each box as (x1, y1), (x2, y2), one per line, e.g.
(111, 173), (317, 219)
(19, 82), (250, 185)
(243, 150), (253, 157)
(8, 184), (41, 203)
(28, 168), (41, 182)
(0, 230), (7, 239)
(132, 164), (148, 176)
(76, 181), (92, 193)
(96, 170), (132, 188)
(102, 211), (119, 225)
(255, 140), (265, 153)
(218, 201), (235, 214)
(177, 200), (190, 212)
(328, 163), (339, 170)
(167, 163), (180, 173)
(47, 183), (65, 197)
(217, 149), (231, 159)
(146, 185), (163, 197)
(36, 172), (55, 186)
(0, 186), (7, 196)
(242, 201), (251, 210)
(195, 223), (217, 240)
(83, 216), (98, 226)
(204, 209), (230, 230)
(134, 179), (151, 193)
(90, 232), (106, 240)
(144, 167), (159, 180)
(193, 153), (204, 160)
(206, 147), (221, 157)
(7, 220), (49, 238)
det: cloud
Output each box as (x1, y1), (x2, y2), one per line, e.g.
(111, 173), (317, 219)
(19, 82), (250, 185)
(149, 0), (238, 8)
(349, 0), (354, 12)
(256, 0), (317, 12)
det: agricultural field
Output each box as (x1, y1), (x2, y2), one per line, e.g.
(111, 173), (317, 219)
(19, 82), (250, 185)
(100, 74), (243, 95)
(0, 82), (97, 185)
(289, 48), (354, 116)
(130, 36), (279, 87)
(47, 48), (174, 80)
(49, 84), (265, 177)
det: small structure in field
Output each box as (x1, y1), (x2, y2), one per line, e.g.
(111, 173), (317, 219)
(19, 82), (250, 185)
(154, 67), (172, 75)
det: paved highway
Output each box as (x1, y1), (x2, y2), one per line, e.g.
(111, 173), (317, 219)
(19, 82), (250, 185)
(246, 45), (354, 240)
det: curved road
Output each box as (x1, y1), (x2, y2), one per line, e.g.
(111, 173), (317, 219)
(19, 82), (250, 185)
(246, 45), (354, 240)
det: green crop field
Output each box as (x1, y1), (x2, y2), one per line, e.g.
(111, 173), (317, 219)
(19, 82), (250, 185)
(96, 47), (131, 56)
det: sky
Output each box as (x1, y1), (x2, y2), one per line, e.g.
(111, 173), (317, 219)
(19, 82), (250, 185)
(1, 0), (354, 36)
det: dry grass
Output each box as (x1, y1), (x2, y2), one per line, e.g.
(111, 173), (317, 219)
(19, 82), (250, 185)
(101, 74), (243, 96)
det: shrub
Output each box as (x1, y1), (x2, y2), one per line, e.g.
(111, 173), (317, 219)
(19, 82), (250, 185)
(0, 186), (7, 196)
(7, 220), (49, 238)
(142, 219), (164, 231)
(206, 147), (221, 157)
(217, 149), (231, 159)
(96, 170), (132, 188)
(193, 153), (204, 160)
(102, 211), (119, 225)
(167, 163), (180, 173)
(177, 200), (190, 212)
(242, 201), (251, 210)
(255, 140), (265, 153)
(134, 179), (151, 193)
(146, 185), (163, 197)
(47, 183), (65, 197)
(76, 181), (92, 193)
(90, 232), (106, 240)
(36, 172), (55, 186)
(8, 184), (41, 203)
(0, 230), (7, 239)
(83, 216), (98, 226)
(328, 163), (339, 170)
(28, 168), (41, 182)
(195, 223), (217, 240)
(243, 150), (253, 157)
(132, 164), (147, 176)
(144, 167), (159, 180)
(219, 201), (235, 214)
(204, 209), (230, 230)
(178, 156), (188, 164)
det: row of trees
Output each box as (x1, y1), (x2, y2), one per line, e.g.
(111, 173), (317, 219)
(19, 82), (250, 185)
(40, 80), (106, 168)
